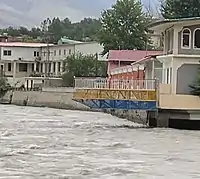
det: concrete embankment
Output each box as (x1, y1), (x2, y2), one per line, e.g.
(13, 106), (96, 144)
(1, 88), (147, 125)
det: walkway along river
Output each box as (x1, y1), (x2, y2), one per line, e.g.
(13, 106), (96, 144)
(0, 105), (200, 178)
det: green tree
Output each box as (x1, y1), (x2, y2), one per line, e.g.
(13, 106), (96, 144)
(0, 76), (12, 98)
(161, 0), (200, 19)
(0, 17), (101, 43)
(98, 0), (151, 55)
(62, 53), (107, 86)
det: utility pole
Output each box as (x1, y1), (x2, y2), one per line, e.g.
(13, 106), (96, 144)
(41, 18), (53, 77)
(41, 18), (53, 87)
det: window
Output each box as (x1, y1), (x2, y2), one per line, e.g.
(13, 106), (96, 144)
(53, 62), (56, 72)
(54, 50), (56, 56)
(194, 28), (200, 49)
(64, 49), (66, 56)
(166, 68), (169, 84)
(69, 49), (72, 55)
(181, 28), (191, 48)
(58, 62), (61, 72)
(59, 49), (61, 56)
(3, 50), (11, 56)
(8, 63), (11, 72)
(41, 63), (43, 72)
(19, 63), (27, 72)
(34, 51), (39, 57)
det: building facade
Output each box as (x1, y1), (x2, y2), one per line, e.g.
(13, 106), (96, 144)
(108, 50), (161, 80)
(0, 41), (104, 85)
(131, 17), (200, 109)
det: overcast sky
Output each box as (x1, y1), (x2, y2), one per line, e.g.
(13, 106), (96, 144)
(0, 0), (160, 27)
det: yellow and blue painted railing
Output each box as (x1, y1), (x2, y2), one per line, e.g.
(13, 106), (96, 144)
(73, 78), (159, 110)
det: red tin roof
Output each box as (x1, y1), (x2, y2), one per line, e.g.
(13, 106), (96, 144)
(108, 50), (162, 62)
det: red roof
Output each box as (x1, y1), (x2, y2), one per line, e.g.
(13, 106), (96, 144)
(108, 50), (162, 62)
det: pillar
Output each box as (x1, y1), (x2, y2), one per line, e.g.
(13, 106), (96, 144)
(51, 62), (54, 74)
(42, 62), (45, 74)
(13, 61), (17, 79)
(34, 62), (37, 72)
(60, 61), (64, 73)
(55, 62), (58, 75)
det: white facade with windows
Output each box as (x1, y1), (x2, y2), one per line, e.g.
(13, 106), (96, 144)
(148, 18), (200, 94)
(129, 18), (200, 109)
(0, 41), (104, 85)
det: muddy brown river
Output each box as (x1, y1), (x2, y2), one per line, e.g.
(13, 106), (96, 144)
(0, 105), (200, 178)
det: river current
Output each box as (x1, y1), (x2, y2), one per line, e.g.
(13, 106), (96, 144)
(0, 105), (200, 178)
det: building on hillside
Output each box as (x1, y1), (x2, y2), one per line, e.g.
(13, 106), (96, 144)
(0, 42), (52, 85)
(57, 37), (105, 58)
(0, 40), (104, 85)
(0, 33), (23, 42)
(57, 37), (84, 45)
(107, 50), (161, 80)
(131, 17), (200, 109)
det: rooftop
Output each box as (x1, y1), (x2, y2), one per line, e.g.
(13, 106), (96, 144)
(108, 50), (161, 62)
(149, 17), (200, 32)
(0, 42), (53, 48)
(58, 37), (84, 45)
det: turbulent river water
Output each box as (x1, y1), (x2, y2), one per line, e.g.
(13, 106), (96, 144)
(0, 105), (200, 178)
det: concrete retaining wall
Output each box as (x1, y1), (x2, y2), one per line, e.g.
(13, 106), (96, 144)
(11, 91), (91, 111)
(1, 90), (147, 125)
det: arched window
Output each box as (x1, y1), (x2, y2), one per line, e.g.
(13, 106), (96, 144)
(181, 28), (191, 48)
(194, 28), (200, 49)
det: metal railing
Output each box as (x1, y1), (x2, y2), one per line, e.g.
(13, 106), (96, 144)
(74, 78), (158, 90)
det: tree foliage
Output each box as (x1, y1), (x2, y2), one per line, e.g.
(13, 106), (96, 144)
(98, 0), (152, 55)
(161, 0), (200, 19)
(0, 76), (12, 98)
(62, 53), (107, 86)
(0, 17), (101, 43)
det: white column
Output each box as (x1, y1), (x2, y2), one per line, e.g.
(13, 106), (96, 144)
(13, 61), (17, 79)
(152, 60), (155, 79)
(173, 26), (182, 55)
(51, 62), (54, 73)
(34, 62), (37, 72)
(60, 61), (64, 73)
(42, 62), (45, 73)
(55, 62), (58, 75)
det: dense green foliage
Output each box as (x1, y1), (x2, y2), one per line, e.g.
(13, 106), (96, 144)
(62, 53), (107, 86)
(0, 76), (12, 98)
(98, 0), (152, 55)
(161, 0), (200, 19)
(0, 17), (101, 43)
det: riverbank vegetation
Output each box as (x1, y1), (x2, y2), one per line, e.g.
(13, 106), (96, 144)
(62, 53), (107, 87)
(0, 76), (12, 98)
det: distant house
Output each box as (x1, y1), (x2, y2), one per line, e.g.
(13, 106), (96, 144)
(57, 36), (84, 45)
(107, 50), (161, 80)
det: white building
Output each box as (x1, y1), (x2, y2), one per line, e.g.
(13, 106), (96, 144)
(132, 17), (200, 109)
(0, 41), (104, 85)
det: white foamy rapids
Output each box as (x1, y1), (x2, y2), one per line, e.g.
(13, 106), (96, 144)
(0, 105), (200, 178)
